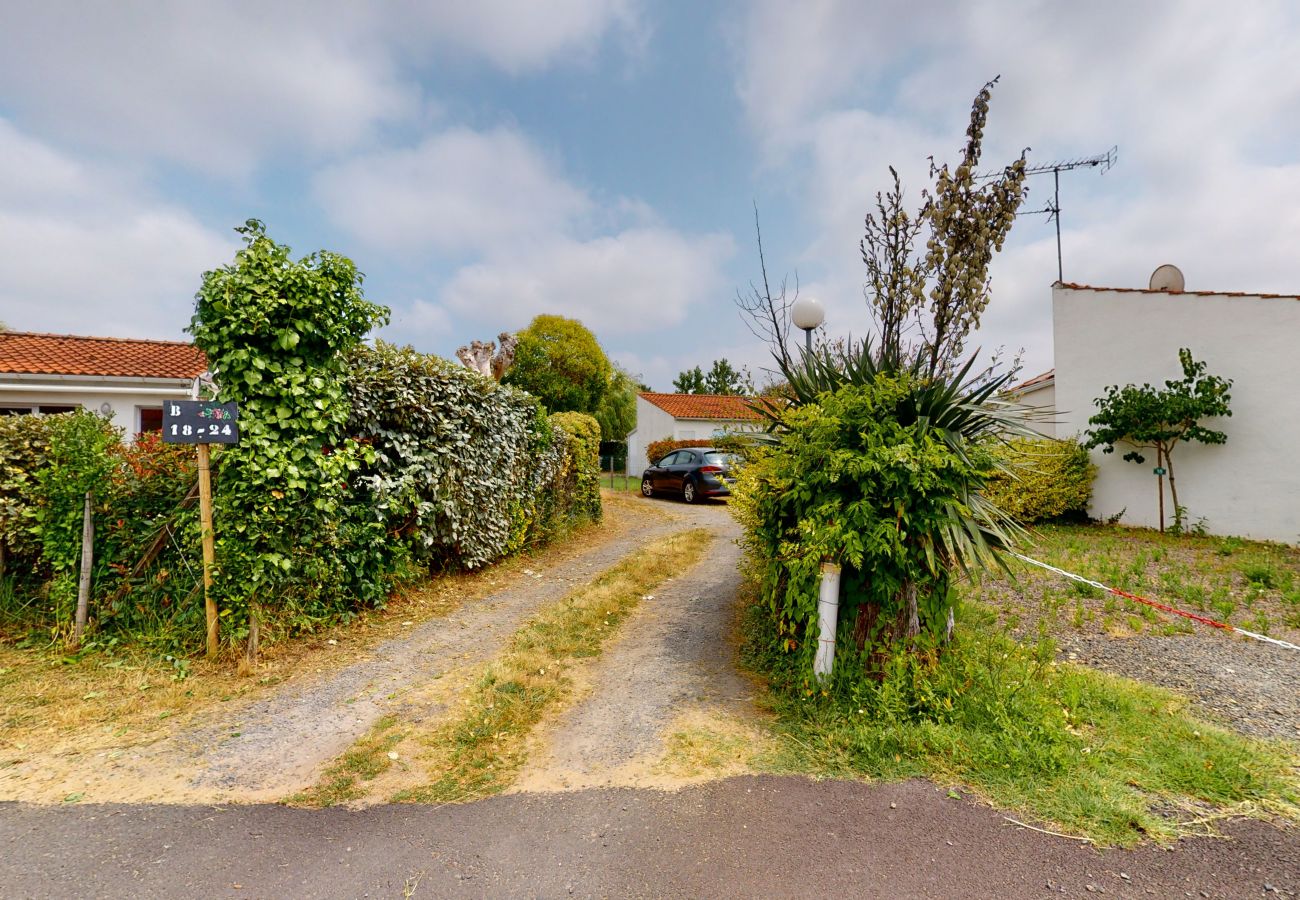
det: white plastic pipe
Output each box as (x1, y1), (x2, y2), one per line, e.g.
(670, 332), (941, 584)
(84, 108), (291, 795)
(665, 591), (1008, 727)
(813, 562), (841, 683)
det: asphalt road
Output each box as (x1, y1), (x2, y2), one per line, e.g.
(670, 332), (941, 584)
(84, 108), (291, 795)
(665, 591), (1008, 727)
(4, 776), (1296, 899)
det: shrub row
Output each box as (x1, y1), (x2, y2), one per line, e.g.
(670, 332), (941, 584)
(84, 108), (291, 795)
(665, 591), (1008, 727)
(982, 436), (1095, 524)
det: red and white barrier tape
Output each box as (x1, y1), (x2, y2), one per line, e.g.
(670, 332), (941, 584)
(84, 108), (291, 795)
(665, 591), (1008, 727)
(1008, 551), (1300, 653)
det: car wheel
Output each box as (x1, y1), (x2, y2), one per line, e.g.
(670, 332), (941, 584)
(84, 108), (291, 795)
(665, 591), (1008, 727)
(682, 478), (698, 504)
(641, 477), (654, 497)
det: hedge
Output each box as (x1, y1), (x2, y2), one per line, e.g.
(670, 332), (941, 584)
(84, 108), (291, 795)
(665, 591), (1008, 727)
(982, 436), (1096, 524)
(347, 342), (599, 571)
(644, 433), (751, 466)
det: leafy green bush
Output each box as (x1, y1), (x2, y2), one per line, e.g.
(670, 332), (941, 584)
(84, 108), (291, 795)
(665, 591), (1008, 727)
(732, 372), (1005, 675)
(30, 410), (119, 629)
(982, 437), (1095, 524)
(0, 413), (52, 573)
(549, 412), (602, 523)
(346, 342), (598, 571)
(190, 220), (391, 634)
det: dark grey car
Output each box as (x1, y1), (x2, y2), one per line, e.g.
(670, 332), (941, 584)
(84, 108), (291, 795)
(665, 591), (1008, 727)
(640, 447), (738, 503)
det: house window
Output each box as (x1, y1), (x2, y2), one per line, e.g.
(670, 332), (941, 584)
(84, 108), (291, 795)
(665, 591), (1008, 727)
(138, 407), (163, 433)
(38, 405), (77, 415)
(0, 406), (34, 416)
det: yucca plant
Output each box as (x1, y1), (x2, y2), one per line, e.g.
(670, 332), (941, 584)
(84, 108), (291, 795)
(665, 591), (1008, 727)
(731, 79), (1034, 675)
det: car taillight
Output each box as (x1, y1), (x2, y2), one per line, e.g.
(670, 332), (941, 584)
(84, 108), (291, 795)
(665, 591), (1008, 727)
(699, 465), (723, 474)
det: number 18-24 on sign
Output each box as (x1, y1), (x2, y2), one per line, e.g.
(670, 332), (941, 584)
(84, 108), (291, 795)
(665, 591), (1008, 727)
(162, 401), (240, 445)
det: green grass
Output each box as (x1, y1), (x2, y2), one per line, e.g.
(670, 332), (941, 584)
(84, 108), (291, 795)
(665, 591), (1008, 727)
(984, 523), (1300, 637)
(291, 715), (405, 807)
(390, 528), (711, 804)
(742, 596), (1299, 846)
(599, 474), (642, 492)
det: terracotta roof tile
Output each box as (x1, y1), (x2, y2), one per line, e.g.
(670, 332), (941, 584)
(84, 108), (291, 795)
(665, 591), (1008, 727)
(0, 332), (207, 380)
(639, 392), (764, 421)
(1010, 368), (1054, 392)
(1058, 282), (1300, 301)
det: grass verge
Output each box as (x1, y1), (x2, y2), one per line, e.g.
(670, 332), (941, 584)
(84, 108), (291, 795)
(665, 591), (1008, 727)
(290, 715), (406, 807)
(389, 528), (710, 804)
(742, 589), (1300, 847)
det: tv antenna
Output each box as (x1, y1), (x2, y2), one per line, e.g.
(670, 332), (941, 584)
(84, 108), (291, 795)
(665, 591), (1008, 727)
(984, 146), (1117, 283)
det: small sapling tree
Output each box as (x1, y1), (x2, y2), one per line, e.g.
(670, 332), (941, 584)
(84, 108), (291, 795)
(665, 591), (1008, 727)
(1085, 349), (1232, 532)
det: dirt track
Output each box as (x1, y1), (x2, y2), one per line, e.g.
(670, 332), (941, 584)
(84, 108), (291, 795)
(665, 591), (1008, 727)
(0, 497), (695, 804)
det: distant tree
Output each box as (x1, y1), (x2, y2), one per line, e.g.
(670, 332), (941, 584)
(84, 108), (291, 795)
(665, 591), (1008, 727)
(1085, 349), (1232, 532)
(673, 359), (754, 395)
(594, 364), (641, 442)
(673, 366), (706, 394)
(503, 315), (612, 414)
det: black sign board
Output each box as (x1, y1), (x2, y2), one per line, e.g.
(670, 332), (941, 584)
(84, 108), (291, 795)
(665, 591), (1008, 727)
(162, 400), (240, 444)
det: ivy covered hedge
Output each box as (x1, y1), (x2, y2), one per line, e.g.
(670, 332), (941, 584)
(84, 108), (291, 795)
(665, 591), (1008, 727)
(2, 224), (602, 653)
(982, 437), (1095, 524)
(347, 342), (599, 572)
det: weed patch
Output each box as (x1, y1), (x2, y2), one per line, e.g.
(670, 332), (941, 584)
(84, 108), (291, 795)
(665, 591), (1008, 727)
(742, 594), (1299, 846)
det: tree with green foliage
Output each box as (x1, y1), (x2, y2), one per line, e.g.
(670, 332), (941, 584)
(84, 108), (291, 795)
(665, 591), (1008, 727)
(190, 220), (389, 651)
(734, 79), (1032, 679)
(594, 364), (640, 442)
(672, 358), (754, 395)
(504, 315), (612, 414)
(1085, 348), (1232, 532)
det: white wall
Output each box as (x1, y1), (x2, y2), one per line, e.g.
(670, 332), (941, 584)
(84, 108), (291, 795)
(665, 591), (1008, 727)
(626, 395), (676, 472)
(0, 380), (192, 440)
(1017, 382), (1057, 438)
(1053, 285), (1300, 543)
(625, 396), (763, 472)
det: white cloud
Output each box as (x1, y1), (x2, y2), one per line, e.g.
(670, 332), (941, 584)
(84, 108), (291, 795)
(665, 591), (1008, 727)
(730, 0), (1300, 377)
(314, 127), (593, 256)
(443, 228), (735, 337)
(0, 1), (643, 177)
(0, 121), (235, 338)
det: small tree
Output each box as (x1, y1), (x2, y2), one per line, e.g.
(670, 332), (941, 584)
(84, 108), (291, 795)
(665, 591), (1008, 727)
(503, 315), (612, 414)
(1085, 349), (1232, 532)
(594, 365), (640, 442)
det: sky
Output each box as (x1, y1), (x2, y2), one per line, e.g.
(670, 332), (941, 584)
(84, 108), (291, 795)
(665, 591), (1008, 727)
(2, 1), (1298, 390)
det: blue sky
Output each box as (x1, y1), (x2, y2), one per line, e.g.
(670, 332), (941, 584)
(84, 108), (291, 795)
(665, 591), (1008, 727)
(3, 1), (1298, 389)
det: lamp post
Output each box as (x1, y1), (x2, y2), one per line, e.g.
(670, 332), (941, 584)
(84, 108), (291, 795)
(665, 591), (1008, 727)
(790, 296), (825, 355)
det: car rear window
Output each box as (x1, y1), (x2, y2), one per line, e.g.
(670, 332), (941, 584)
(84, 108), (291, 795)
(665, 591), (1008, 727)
(703, 451), (737, 466)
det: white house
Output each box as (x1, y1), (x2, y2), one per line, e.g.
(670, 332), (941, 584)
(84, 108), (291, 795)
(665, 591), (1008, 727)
(0, 332), (207, 439)
(1052, 280), (1300, 544)
(626, 392), (765, 469)
(1009, 368), (1056, 438)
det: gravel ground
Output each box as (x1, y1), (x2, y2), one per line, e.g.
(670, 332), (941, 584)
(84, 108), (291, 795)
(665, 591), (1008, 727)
(0, 500), (690, 805)
(1055, 629), (1300, 742)
(3, 776), (1296, 899)
(514, 500), (752, 791)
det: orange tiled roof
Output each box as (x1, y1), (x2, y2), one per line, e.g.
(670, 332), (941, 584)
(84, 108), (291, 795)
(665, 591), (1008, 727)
(1058, 282), (1300, 301)
(639, 392), (764, 421)
(0, 332), (207, 380)
(1010, 368), (1054, 392)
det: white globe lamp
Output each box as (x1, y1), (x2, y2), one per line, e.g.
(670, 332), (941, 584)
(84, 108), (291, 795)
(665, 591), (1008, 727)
(790, 296), (825, 353)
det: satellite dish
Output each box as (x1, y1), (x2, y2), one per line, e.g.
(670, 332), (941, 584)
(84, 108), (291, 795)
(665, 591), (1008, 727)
(1149, 264), (1185, 293)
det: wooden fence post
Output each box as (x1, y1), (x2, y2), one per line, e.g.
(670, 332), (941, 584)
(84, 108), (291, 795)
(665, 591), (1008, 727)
(73, 490), (93, 646)
(197, 443), (218, 658)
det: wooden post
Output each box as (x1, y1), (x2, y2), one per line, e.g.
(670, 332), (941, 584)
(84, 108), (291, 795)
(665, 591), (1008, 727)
(197, 443), (218, 658)
(244, 604), (260, 669)
(1156, 447), (1166, 534)
(72, 491), (93, 646)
